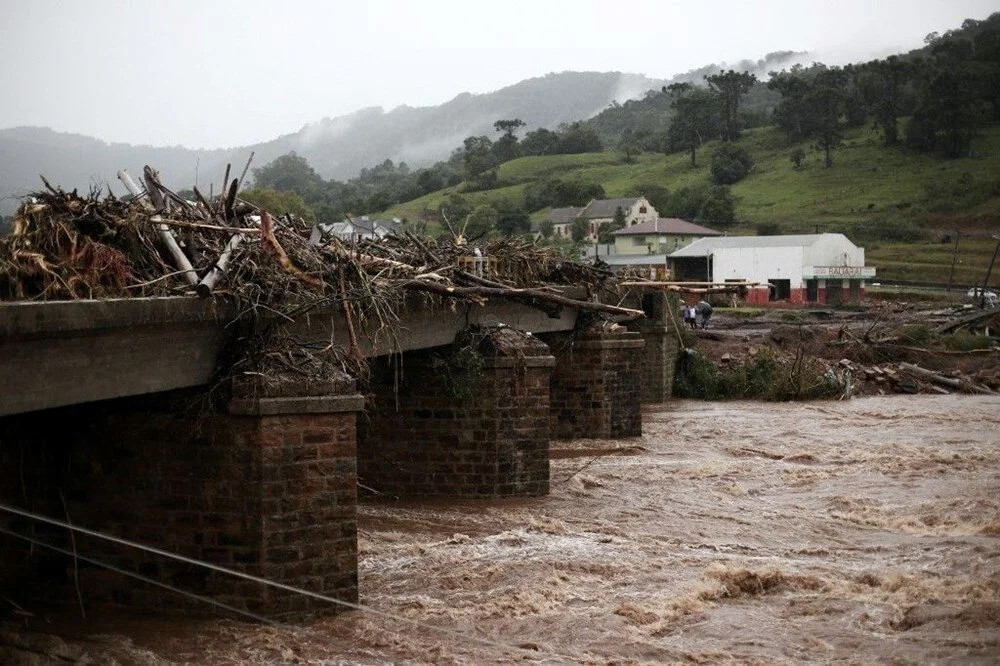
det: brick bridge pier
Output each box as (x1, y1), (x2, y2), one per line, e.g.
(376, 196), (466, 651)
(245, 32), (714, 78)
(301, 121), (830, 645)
(0, 296), (676, 618)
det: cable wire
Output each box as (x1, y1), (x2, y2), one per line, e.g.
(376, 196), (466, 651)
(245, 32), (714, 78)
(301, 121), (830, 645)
(0, 502), (557, 660)
(0, 525), (276, 625)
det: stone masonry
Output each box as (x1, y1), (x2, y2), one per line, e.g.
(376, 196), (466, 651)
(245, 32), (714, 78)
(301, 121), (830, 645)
(358, 327), (554, 497)
(0, 377), (363, 619)
(540, 326), (644, 439)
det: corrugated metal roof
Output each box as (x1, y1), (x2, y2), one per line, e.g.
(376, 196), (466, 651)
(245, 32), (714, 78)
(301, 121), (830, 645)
(668, 233), (842, 258)
(614, 218), (723, 236)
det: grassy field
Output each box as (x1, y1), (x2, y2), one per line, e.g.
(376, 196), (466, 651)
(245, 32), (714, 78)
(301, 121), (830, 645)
(385, 123), (1000, 286)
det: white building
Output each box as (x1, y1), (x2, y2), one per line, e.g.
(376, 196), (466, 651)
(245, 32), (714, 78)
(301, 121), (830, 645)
(668, 233), (876, 305)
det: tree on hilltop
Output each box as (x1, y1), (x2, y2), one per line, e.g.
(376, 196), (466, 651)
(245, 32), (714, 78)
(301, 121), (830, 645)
(705, 70), (758, 141)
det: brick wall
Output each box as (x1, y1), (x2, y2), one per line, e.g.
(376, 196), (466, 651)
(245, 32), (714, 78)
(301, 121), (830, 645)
(358, 328), (554, 497)
(540, 327), (644, 439)
(628, 292), (681, 403)
(0, 386), (362, 619)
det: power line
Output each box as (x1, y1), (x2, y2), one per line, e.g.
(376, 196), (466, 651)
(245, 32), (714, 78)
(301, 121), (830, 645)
(0, 502), (552, 660)
(0, 525), (275, 625)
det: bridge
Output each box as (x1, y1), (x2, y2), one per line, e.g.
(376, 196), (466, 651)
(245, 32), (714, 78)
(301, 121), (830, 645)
(0, 290), (679, 618)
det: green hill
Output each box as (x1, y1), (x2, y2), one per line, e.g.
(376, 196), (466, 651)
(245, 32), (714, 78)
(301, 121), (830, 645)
(385, 123), (1000, 287)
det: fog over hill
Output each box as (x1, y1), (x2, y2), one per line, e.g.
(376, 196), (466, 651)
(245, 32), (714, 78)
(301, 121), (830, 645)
(0, 53), (806, 214)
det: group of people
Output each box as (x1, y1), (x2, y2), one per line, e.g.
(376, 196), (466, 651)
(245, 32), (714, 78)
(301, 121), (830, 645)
(682, 301), (713, 330)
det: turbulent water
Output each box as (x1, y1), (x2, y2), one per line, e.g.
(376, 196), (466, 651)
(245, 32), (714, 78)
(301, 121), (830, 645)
(8, 396), (1000, 664)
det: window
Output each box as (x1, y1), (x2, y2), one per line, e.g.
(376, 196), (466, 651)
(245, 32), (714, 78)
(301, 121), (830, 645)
(632, 236), (646, 246)
(639, 206), (647, 214)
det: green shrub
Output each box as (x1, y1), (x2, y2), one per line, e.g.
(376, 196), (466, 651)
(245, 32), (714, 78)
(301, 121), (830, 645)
(674, 348), (841, 401)
(896, 324), (932, 345)
(710, 145), (753, 185)
(940, 331), (992, 351)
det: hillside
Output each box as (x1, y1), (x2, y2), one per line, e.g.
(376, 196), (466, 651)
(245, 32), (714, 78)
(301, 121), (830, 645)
(0, 71), (662, 214)
(384, 123), (1000, 287)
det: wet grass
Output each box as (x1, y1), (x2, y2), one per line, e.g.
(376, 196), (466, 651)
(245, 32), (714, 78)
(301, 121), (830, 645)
(384, 123), (1000, 285)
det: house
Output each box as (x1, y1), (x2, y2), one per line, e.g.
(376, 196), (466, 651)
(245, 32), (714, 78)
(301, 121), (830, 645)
(539, 206), (584, 239)
(309, 216), (401, 245)
(578, 197), (658, 241)
(612, 218), (722, 256)
(668, 233), (876, 305)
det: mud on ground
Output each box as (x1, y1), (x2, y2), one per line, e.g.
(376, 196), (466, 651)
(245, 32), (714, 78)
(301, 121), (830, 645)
(4, 396), (999, 664)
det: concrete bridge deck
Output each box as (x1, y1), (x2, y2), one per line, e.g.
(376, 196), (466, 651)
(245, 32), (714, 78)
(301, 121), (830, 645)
(0, 293), (580, 417)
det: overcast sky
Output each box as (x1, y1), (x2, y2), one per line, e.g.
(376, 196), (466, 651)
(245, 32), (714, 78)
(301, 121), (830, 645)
(1, 0), (996, 149)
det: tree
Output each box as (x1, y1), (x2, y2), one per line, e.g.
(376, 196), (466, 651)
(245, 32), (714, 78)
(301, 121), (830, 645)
(617, 128), (642, 163)
(808, 69), (848, 167)
(557, 122), (603, 153)
(539, 219), (554, 239)
(439, 193), (473, 228)
(598, 206), (628, 243)
(789, 148), (805, 169)
(697, 186), (736, 226)
(252, 152), (325, 197)
(463, 204), (499, 240)
(461, 135), (498, 179)
(906, 40), (989, 157)
(570, 217), (588, 242)
(240, 188), (316, 221)
(666, 83), (720, 166)
(497, 210), (531, 236)
(493, 119), (526, 162)
(520, 128), (561, 156)
(704, 70), (758, 141)
(710, 144), (753, 184)
(859, 56), (911, 145)
(770, 66), (846, 167)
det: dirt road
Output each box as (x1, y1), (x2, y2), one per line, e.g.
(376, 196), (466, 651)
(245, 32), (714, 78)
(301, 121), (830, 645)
(7, 396), (1000, 664)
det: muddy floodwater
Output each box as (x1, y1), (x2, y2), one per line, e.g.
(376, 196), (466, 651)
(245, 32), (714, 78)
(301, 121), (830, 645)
(9, 396), (1000, 664)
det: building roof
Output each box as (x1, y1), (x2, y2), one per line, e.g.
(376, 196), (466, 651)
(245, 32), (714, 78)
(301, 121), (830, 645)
(668, 233), (842, 258)
(613, 218), (722, 237)
(580, 198), (640, 219)
(547, 207), (584, 226)
(603, 253), (669, 266)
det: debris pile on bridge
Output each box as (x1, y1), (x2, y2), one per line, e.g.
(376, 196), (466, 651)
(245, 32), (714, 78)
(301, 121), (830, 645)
(0, 166), (639, 327)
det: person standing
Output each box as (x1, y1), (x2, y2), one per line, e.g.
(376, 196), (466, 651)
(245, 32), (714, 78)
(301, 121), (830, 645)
(697, 300), (713, 329)
(687, 305), (698, 329)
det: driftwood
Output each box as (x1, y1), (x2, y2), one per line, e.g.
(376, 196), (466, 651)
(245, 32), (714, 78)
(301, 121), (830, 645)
(397, 280), (642, 318)
(197, 232), (245, 298)
(933, 308), (1000, 334)
(899, 362), (963, 390)
(120, 169), (198, 286)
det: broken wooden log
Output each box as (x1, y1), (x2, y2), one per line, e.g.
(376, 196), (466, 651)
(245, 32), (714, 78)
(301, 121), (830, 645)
(933, 308), (1000, 334)
(119, 169), (198, 286)
(898, 362), (963, 390)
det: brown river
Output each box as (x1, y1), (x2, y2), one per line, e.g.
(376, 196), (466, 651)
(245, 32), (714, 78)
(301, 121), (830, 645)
(7, 396), (1000, 664)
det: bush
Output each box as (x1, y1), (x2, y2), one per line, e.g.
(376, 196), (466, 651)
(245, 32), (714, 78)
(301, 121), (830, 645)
(674, 349), (841, 401)
(896, 324), (933, 345)
(941, 331), (992, 351)
(847, 219), (931, 243)
(710, 145), (754, 185)
(755, 222), (782, 236)
(697, 186), (737, 226)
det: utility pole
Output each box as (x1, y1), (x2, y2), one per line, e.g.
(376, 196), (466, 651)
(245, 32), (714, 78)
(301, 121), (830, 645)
(947, 230), (960, 293)
(980, 235), (1000, 309)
